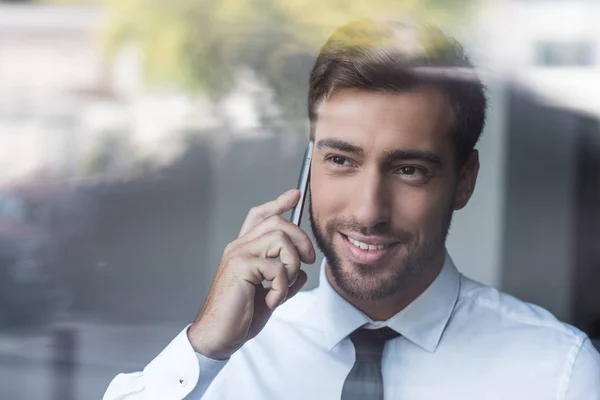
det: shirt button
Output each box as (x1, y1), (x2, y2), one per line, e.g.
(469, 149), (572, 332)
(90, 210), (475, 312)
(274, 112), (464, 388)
(179, 378), (187, 387)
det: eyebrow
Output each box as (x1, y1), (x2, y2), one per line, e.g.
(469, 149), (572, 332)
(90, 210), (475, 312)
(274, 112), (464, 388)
(316, 137), (443, 167)
(316, 138), (363, 155)
(381, 149), (443, 167)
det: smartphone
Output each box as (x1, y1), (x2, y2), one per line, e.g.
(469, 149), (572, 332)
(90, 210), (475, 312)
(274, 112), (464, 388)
(290, 140), (314, 226)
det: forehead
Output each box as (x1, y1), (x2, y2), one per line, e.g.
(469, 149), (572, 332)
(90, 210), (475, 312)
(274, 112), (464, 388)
(314, 87), (454, 156)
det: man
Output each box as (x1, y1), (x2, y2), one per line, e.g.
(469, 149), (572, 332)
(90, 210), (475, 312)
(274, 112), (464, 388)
(104, 19), (600, 399)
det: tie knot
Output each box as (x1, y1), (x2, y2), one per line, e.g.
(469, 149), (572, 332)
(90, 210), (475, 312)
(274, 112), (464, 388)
(349, 327), (400, 363)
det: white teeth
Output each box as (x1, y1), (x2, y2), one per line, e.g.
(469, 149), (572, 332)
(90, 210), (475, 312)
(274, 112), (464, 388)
(348, 237), (386, 251)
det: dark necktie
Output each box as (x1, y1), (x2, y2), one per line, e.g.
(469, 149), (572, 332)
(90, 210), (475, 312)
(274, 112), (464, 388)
(341, 327), (400, 400)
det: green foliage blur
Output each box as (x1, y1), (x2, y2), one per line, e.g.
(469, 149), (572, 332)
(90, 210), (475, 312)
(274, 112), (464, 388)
(43, 0), (476, 131)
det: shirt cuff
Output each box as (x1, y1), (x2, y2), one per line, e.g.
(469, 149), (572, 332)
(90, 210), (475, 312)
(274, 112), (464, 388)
(142, 325), (228, 399)
(194, 349), (229, 394)
(196, 350), (229, 374)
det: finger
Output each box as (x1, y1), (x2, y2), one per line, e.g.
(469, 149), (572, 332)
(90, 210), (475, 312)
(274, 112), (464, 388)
(253, 259), (289, 310)
(235, 256), (289, 309)
(235, 256), (283, 285)
(244, 231), (301, 286)
(263, 267), (288, 309)
(285, 270), (307, 302)
(238, 189), (300, 238)
(238, 215), (316, 264)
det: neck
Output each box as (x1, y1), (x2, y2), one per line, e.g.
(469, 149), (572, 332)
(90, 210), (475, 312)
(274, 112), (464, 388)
(326, 250), (446, 321)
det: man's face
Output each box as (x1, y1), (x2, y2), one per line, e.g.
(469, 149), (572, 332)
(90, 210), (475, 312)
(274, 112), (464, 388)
(309, 86), (476, 301)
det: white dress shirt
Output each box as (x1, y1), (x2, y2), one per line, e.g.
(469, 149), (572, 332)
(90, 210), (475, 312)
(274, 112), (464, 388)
(104, 252), (600, 400)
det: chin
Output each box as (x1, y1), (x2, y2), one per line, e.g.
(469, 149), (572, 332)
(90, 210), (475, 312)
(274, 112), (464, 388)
(330, 251), (411, 301)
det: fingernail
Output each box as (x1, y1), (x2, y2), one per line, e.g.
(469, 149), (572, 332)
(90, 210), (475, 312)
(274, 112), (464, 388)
(283, 189), (296, 197)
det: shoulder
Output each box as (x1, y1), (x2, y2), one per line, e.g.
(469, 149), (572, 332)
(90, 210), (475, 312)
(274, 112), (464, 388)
(454, 275), (589, 352)
(565, 336), (600, 397)
(457, 275), (584, 338)
(443, 276), (600, 388)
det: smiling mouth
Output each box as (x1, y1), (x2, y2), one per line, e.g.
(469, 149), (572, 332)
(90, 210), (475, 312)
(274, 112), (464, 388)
(341, 233), (399, 251)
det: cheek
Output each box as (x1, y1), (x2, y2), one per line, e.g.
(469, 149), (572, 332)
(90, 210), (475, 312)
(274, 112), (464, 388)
(390, 185), (450, 231)
(310, 166), (349, 218)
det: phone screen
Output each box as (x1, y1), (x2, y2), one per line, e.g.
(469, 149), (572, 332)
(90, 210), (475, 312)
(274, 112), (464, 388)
(290, 140), (314, 226)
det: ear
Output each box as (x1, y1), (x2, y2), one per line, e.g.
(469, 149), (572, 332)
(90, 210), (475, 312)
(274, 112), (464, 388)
(453, 150), (479, 211)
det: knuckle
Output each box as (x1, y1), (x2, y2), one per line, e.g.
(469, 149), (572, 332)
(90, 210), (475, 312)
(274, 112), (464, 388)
(223, 240), (244, 259)
(271, 230), (287, 241)
(223, 241), (236, 255)
(266, 214), (284, 227)
(248, 206), (264, 220)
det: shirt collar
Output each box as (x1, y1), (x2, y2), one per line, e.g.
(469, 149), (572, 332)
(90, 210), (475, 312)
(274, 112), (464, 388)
(313, 251), (461, 353)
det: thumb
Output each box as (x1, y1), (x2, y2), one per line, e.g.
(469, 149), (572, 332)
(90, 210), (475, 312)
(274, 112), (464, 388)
(284, 270), (308, 302)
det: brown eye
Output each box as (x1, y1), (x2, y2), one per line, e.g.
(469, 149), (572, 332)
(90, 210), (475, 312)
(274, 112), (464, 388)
(331, 156), (346, 165)
(327, 155), (352, 167)
(399, 166), (416, 175)
(394, 165), (428, 183)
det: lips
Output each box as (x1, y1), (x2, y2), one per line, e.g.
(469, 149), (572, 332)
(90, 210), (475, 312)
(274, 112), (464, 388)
(340, 233), (399, 264)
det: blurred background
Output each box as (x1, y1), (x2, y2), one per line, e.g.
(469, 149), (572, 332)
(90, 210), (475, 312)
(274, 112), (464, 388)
(0, 0), (599, 398)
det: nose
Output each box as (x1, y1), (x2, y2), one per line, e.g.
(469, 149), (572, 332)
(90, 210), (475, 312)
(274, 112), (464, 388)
(351, 169), (392, 229)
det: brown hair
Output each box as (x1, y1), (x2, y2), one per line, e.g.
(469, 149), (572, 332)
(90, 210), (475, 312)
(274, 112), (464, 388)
(308, 19), (487, 167)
